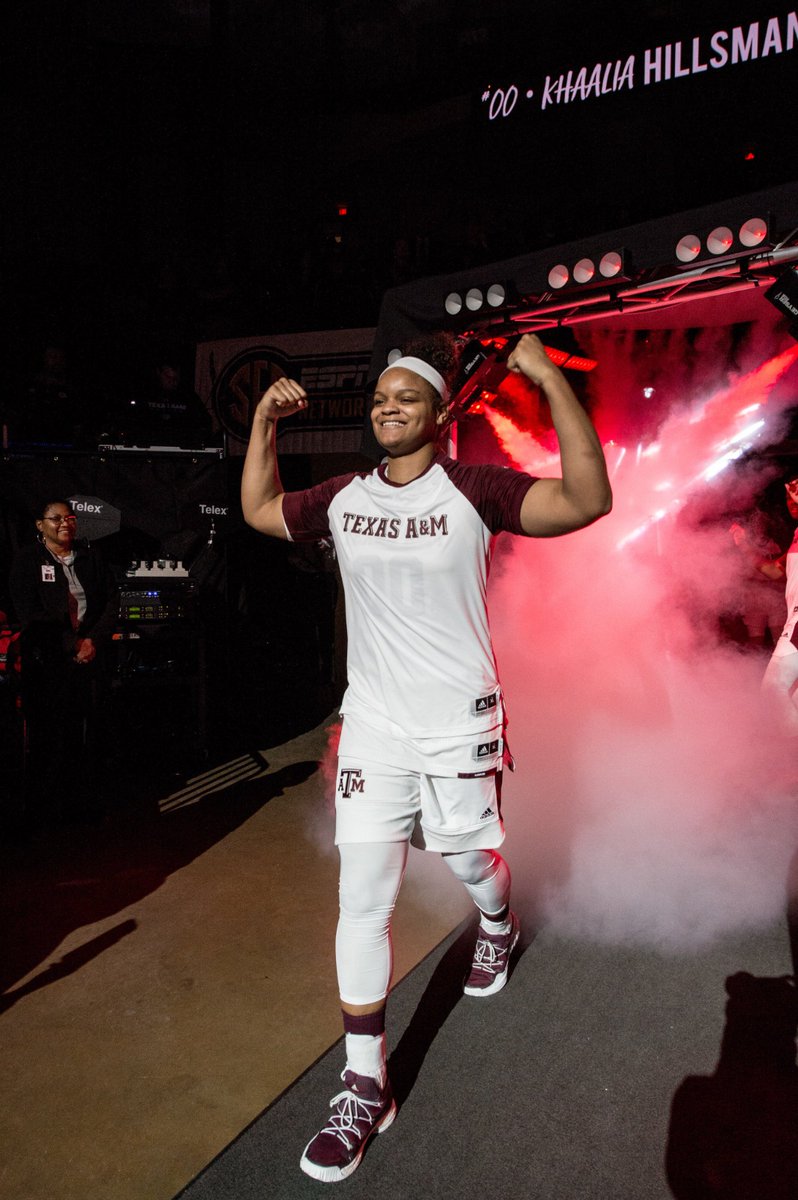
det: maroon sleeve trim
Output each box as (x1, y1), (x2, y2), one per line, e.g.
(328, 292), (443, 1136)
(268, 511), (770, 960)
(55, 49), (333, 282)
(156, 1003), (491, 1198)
(439, 456), (537, 535)
(282, 472), (360, 541)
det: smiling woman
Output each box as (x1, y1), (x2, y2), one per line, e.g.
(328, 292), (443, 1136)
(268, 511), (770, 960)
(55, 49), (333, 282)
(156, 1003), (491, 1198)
(9, 499), (119, 825)
(240, 328), (611, 1181)
(368, 336), (459, 478)
(370, 359), (450, 480)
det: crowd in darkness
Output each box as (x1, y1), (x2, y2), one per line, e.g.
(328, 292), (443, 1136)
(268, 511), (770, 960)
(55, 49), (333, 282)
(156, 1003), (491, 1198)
(5, 1), (788, 452)
(2, 202), (517, 455)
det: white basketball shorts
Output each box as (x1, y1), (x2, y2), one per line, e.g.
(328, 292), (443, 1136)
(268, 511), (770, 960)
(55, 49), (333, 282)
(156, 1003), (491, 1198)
(334, 713), (508, 852)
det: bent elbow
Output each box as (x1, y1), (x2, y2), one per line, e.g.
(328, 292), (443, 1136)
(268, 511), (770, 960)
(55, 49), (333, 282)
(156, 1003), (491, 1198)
(584, 485), (613, 524)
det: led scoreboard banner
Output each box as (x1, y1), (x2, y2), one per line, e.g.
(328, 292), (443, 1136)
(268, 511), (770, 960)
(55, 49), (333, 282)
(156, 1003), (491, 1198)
(478, 7), (798, 123)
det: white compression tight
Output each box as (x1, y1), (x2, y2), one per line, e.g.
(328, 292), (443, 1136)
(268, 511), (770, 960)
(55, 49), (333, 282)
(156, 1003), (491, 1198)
(441, 847), (511, 916)
(336, 842), (511, 1006)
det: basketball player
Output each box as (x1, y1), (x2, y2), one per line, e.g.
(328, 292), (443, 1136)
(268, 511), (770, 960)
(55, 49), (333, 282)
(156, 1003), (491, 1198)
(241, 332), (612, 1182)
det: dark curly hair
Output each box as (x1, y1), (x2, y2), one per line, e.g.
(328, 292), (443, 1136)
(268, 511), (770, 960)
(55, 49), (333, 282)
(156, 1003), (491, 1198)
(403, 332), (461, 394)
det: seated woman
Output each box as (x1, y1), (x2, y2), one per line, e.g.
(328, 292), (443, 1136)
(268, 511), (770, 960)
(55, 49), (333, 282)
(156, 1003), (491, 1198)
(9, 499), (118, 823)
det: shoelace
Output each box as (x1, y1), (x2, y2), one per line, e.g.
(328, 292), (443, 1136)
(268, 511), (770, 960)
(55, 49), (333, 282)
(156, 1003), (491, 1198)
(472, 934), (507, 976)
(320, 1089), (383, 1150)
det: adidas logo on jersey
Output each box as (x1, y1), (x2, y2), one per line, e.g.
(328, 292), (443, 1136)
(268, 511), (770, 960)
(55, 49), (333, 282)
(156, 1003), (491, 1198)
(480, 806), (495, 820)
(472, 692), (498, 716)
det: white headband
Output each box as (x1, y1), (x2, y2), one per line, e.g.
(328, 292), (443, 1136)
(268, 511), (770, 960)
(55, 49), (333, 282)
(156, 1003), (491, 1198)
(379, 356), (450, 404)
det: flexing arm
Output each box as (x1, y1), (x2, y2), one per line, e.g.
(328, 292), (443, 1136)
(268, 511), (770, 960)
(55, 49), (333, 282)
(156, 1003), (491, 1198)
(508, 334), (612, 537)
(240, 377), (308, 538)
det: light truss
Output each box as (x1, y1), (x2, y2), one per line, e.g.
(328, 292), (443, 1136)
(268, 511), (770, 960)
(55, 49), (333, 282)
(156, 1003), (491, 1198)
(507, 241), (798, 333)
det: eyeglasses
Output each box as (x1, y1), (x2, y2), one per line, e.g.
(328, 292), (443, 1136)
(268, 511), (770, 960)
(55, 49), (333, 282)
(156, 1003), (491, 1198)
(43, 515), (77, 524)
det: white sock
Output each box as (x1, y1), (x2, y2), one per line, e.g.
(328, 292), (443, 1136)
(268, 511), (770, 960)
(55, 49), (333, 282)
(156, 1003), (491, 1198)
(345, 1032), (387, 1088)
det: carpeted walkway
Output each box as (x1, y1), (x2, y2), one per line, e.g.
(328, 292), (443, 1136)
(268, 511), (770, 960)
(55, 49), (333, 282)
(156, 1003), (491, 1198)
(175, 911), (798, 1200)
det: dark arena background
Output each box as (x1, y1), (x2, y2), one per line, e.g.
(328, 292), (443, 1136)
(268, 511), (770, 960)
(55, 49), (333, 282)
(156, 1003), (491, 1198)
(3, 3), (798, 1199)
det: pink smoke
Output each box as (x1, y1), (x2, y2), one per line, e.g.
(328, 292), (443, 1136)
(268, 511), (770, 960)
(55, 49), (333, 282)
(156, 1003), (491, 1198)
(483, 328), (798, 948)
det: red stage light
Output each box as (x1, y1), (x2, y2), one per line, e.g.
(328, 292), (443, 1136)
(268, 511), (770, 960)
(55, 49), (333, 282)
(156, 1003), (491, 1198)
(480, 335), (510, 354)
(476, 336), (597, 372)
(453, 335), (598, 417)
(561, 354), (598, 372)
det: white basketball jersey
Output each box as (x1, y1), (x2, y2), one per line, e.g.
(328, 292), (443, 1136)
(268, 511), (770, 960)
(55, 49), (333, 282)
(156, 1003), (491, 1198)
(282, 451), (536, 738)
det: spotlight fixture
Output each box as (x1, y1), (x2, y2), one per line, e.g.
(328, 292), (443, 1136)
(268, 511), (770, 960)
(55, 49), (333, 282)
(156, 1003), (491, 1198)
(386, 348), (403, 365)
(739, 217), (768, 248)
(443, 280), (517, 319)
(546, 249), (627, 292)
(706, 226), (734, 256)
(599, 250), (624, 279)
(675, 234), (701, 263)
(548, 264), (570, 289)
(674, 214), (770, 266)
(465, 287), (484, 311)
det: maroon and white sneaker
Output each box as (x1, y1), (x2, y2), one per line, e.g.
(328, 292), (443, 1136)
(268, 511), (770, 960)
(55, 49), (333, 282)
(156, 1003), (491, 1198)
(464, 912), (520, 997)
(299, 1069), (397, 1183)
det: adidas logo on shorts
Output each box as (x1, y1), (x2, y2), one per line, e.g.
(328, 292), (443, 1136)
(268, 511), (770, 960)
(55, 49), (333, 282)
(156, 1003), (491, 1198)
(480, 806), (495, 820)
(473, 739), (499, 761)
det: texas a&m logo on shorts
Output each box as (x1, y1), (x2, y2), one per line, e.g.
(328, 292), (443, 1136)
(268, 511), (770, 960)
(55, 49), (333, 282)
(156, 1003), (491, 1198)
(338, 768), (365, 798)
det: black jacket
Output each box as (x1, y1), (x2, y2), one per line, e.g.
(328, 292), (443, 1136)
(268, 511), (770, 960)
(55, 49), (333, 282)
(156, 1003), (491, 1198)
(9, 540), (118, 656)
